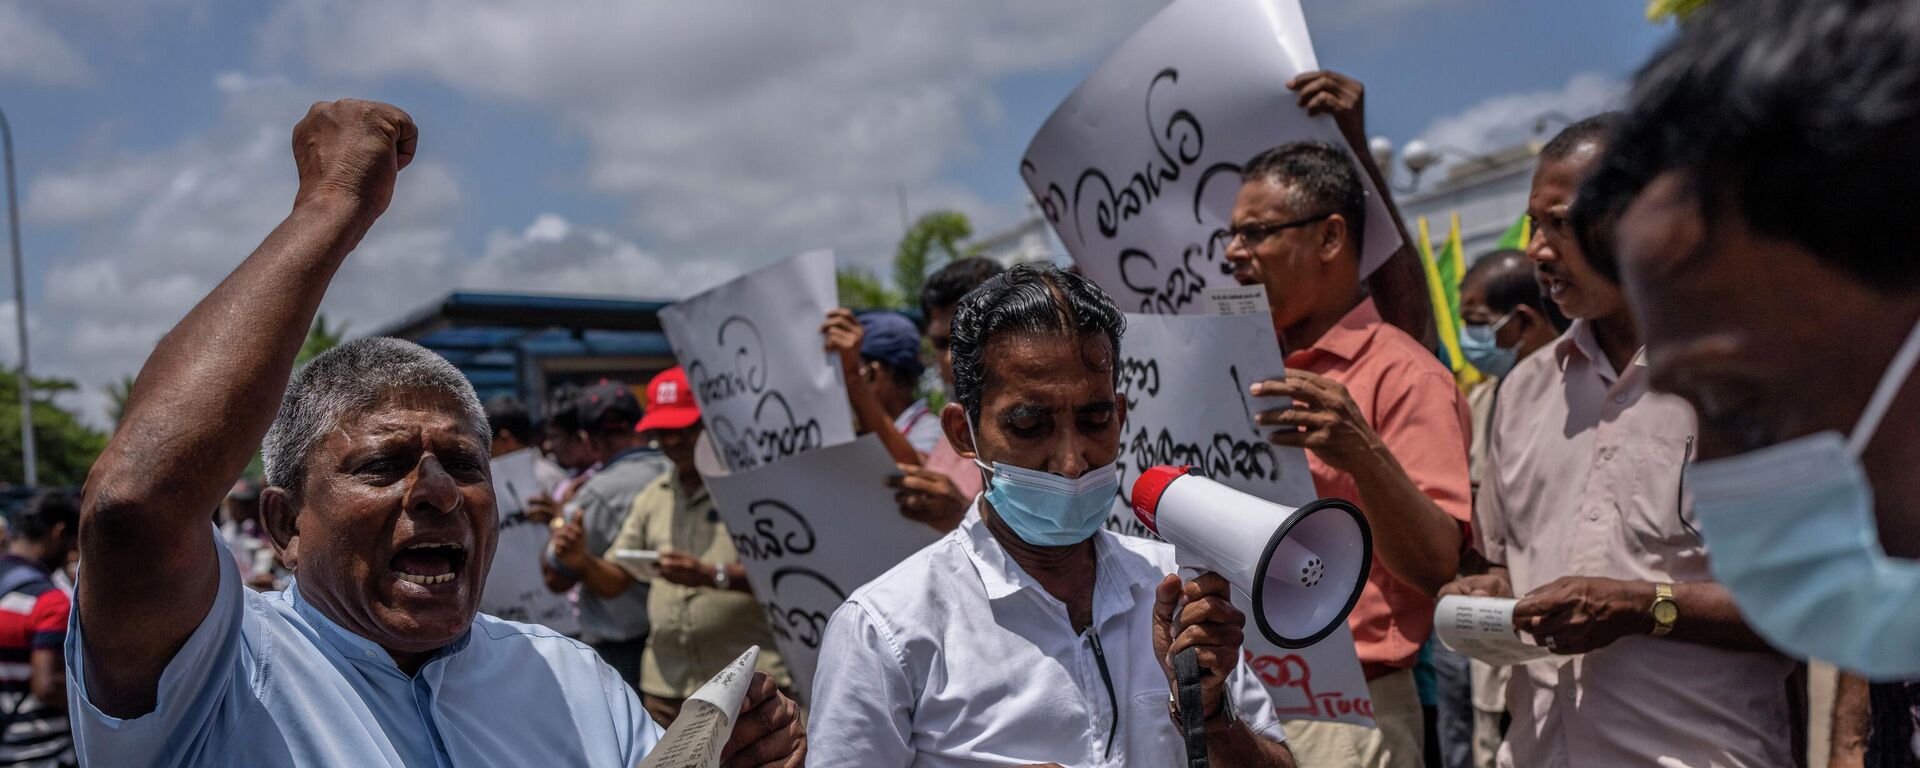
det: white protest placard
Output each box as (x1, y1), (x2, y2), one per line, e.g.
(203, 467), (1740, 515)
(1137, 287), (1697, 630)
(660, 250), (856, 472)
(636, 646), (760, 768)
(1435, 595), (1552, 666)
(480, 450), (579, 635)
(699, 435), (941, 700)
(1107, 313), (1315, 536)
(1108, 312), (1375, 727)
(1020, 0), (1401, 315)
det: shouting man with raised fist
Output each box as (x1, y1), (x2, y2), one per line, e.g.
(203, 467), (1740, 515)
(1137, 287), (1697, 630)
(66, 100), (805, 767)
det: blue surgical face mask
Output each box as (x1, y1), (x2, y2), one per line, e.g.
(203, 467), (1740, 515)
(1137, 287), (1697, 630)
(1686, 316), (1920, 680)
(967, 418), (1119, 547)
(1459, 311), (1519, 377)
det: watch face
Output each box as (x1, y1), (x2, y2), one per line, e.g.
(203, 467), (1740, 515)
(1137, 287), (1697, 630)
(1653, 601), (1678, 624)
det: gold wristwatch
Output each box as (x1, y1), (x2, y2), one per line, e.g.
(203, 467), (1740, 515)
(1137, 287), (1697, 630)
(1649, 583), (1678, 637)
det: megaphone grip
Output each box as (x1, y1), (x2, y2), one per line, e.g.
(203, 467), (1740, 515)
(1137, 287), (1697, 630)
(1173, 647), (1210, 768)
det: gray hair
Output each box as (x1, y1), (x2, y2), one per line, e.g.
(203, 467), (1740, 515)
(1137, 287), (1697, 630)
(262, 337), (490, 496)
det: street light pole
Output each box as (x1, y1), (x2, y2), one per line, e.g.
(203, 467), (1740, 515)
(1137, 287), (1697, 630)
(0, 109), (37, 488)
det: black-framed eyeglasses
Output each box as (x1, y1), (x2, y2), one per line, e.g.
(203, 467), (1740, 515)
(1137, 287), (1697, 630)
(1226, 212), (1334, 249)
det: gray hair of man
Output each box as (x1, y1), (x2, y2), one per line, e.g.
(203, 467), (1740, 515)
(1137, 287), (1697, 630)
(262, 337), (491, 499)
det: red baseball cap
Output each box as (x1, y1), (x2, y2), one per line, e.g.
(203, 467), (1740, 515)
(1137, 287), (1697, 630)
(634, 366), (701, 433)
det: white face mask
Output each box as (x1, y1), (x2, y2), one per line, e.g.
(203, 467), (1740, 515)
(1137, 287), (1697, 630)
(1685, 315), (1920, 680)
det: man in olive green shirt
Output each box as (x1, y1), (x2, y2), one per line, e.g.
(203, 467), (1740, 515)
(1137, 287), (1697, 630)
(601, 367), (789, 725)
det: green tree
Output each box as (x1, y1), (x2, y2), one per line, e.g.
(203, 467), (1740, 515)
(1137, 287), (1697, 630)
(1647, 0), (1709, 21)
(0, 368), (108, 487)
(893, 211), (979, 306)
(105, 373), (137, 427)
(837, 266), (904, 310)
(300, 313), (347, 366)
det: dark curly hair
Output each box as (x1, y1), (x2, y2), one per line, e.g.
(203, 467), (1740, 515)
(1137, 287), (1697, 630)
(950, 263), (1125, 420)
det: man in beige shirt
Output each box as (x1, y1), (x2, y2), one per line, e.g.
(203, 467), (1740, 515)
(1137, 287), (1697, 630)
(1440, 115), (1793, 768)
(559, 367), (789, 726)
(1444, 248), (1564, 768)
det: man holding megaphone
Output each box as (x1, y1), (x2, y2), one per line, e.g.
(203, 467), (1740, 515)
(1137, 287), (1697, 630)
(809, 264), (1296, 766)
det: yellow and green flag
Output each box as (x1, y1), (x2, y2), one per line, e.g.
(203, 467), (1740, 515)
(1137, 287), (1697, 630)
(1496, 212), (1531, 252)
(1417, 215), (1481, 389)
(1420, 212), (1532, 390)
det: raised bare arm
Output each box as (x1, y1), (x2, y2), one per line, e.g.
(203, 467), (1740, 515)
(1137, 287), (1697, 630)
(77, 99), (415, 717)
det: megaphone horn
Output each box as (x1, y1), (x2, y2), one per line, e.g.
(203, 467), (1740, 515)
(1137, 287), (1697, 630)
(1132, 466), (1372, 649)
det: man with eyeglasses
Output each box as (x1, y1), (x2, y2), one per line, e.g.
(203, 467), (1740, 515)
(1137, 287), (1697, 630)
(1226, 131), (1473, 765)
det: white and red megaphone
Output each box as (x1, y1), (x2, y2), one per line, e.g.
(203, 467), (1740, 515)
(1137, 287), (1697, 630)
(1132, 466), (1372, 649)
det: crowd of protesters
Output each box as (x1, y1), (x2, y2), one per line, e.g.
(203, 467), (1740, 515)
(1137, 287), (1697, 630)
(16, 0), (1920, 765)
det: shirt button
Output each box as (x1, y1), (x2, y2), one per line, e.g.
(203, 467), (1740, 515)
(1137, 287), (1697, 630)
(1613, 393), (1627, 404)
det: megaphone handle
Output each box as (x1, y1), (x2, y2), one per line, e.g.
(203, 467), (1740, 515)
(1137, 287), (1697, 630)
(1174, 646), (1210, 768)
(1170, 560), (1212, 766)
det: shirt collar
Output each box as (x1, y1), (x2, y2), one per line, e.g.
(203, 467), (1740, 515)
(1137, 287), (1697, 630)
(1289, 297), (1382, 364)
(959, 505), (1030, 601)
(958, 501), (1164, 623)
(668, 470), (711, 508)
(1553, 319), (1650, 384)
(287, 578), (473, 674)
(0, 554), (49, 576)
(604, 445), (660, 467)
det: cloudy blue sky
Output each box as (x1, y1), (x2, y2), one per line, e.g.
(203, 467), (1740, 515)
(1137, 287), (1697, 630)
(0, 0), (1668, 423)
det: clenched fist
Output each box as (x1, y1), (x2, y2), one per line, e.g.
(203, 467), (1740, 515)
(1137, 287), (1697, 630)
(290, 99), (418, 224)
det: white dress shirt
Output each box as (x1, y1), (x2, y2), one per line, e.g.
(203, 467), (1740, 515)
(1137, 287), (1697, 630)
(67, 528), (661, 767)
(810, 504), (1285, 766)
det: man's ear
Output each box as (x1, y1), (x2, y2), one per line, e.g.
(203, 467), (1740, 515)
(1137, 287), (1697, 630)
(940, 401), (975, 459)
(1319, 215), (1351, 264)
(260, 486), (301, 570)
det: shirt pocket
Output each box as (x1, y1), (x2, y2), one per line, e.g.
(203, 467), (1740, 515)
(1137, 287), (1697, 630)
(1622, 433), (1706, 564)
(1123, 690), (1180, 763)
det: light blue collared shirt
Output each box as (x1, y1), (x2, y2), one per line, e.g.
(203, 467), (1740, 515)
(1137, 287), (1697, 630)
(67, 528), (661, 767)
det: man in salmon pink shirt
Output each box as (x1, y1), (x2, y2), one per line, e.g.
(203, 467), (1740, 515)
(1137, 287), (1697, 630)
(1228, 89), (1473, 765)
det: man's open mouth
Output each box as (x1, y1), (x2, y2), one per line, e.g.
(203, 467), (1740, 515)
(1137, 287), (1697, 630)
(390, 542), (468, 586)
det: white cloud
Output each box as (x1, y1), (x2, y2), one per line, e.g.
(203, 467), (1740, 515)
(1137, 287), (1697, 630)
(461, 214), (739, 300)
(256, 1), (1166, 269)
(0, 2), (94, 86)
(18, 74), (755, 426)
(1414, 71), (1626, 159)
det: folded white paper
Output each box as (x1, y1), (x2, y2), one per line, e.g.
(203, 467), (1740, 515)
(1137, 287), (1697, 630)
(1434, 595), (1553, 666)
(637, 646), (760, 768)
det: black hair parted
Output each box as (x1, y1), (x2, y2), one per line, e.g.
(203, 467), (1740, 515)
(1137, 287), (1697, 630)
(1540, 112), (1621, 163)
(1578, 0), (1920, 288)
(1466, 249), (1543, 316)
(1241, 141), (1366, 256)
(920, 257), (1006, 320)
(1465, 248), (1572, 333)
(484, 395), (534, 444)
(545, 383), (584, 434)
(950, 262), (1126, 420)
(15, 489), (78, 543)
